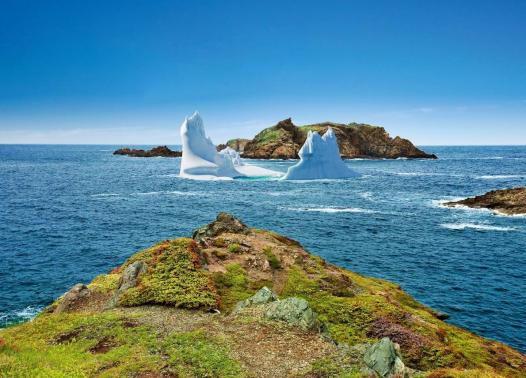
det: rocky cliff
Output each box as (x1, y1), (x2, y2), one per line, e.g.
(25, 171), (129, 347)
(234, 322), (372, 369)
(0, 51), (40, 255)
(226, 119), (437, 160)
(445, 187), (526, 215)
(1, 214), (523, 377)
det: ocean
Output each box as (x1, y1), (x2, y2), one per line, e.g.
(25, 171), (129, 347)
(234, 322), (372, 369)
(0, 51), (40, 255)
(1, 145), (525, 353)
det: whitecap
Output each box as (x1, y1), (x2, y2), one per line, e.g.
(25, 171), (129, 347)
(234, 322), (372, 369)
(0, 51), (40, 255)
(476, 175), (526, 180)
(90, 193), (120, 198)
(283, 206), (378, 214)
(440, 223), (517, 232)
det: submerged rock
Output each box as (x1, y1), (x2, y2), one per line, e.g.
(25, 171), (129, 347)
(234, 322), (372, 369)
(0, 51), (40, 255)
(364, 337), (407, 377)
(445, 187), (526, 215)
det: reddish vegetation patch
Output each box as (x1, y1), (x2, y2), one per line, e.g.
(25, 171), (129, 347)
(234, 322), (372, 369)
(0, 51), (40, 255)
(367, 317), (428, 361)
(110, 266), (122, 274)
(121, 319), (140, 328)
(187, 240), (203, 268)
(88, 336), (119, 354)
(52, 327), (84, 344)
(136, 371), (177, 378)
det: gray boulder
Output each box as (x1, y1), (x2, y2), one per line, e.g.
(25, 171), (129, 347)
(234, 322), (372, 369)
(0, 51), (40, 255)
(264, 297), (319, 331)
(54, 283), (91, 313)
(107, 261), (147, 308)
(364, 337), (407, 377)
(234, 286), (278, 312)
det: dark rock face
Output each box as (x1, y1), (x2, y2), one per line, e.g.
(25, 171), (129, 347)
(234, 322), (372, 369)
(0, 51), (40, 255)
(445, 187), (526, 215)
(192, 212), (249, 244)
(227, 119), (436, 160)
(113, 146), (181, 158)
(54, 283), (91, 313)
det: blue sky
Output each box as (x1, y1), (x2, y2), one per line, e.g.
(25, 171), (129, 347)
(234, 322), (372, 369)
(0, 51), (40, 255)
(0, 0), (525, 145)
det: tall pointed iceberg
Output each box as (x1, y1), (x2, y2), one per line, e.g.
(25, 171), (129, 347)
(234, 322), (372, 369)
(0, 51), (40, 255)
(282, 127), (358, 180)
(180, 112), (241, 179)
(180, 112), (281, 180)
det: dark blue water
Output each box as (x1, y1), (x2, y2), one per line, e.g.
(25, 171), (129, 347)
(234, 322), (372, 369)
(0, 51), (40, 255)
(1, 145), (525, 352)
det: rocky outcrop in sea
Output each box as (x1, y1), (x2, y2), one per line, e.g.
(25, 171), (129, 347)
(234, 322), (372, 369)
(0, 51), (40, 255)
(224, 118), (437, 160)
(445, 187), (526, 215)
(113, 145), (182, 157)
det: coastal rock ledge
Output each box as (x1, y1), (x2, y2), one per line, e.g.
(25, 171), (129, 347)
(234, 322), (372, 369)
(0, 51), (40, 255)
(445, 187), (526, 215)
(1, 213), (524, 377)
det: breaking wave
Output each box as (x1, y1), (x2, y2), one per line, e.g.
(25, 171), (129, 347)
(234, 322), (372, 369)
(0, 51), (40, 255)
(440, 223), (517, 232)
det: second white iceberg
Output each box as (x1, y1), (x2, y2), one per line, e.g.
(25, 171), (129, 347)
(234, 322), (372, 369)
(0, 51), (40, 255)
(282, 127), (359, 180)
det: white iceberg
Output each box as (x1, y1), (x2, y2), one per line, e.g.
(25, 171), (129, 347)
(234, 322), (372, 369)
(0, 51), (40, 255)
(180, 112), (281, 180)
(282, 127), (359, 180)
(218, 146), (243, 167)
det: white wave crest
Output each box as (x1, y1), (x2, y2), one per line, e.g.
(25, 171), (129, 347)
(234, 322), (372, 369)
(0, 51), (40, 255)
(284, 206), (378, 214)
(476, 175), (526, 180)
(440, 223), (517, 231)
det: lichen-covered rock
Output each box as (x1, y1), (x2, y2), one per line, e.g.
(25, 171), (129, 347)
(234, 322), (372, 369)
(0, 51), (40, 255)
(364, 337), (407, 377)
(54, 283), (91, 313)
(264, 297), (319, 331)
(192, 212), (249, 244)
(234, 286), (278, 312)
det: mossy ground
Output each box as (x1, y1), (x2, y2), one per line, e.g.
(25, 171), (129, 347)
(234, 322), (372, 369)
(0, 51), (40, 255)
(0, 311), (242, 378)
(1, 221), (525, 377)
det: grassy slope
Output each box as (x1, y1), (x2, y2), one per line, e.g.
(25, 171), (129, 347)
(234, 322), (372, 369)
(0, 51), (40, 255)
(1, 221), (525, 377)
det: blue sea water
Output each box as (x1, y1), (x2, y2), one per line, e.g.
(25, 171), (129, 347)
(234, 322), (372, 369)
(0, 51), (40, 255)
(1, 145), (525, 353)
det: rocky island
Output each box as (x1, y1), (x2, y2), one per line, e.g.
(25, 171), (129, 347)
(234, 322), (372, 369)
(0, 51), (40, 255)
(113, 145), (182, 158)
(1, 213), (524, 377)
(445, 187), (526, 216)
(224, 118), (437, 160)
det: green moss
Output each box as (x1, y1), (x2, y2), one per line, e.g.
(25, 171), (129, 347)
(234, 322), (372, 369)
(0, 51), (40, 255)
(162, 331), (244, 377)
(253, 127), (286, 144)
(118, 238), (218, 309)
(263, 246), (281, 269)
(212, 249), (229, 260)
(88, 274), (120, 294)
(0, 312), (161, 377)
(212, 263), (253, 311)
(281, 266), (397, 345)
(228, 243), (241, 253)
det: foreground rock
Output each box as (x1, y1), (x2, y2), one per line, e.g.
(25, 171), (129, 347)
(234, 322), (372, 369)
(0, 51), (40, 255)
(364, 338), (408, 377)
(445, 187), (526, 215)
(113, 145), (181, 157)
(226, 118), (437, 160)
(1, 213), (524, 377)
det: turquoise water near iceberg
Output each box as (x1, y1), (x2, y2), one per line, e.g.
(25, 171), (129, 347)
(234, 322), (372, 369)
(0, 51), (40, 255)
(0, 145), (525, 352)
